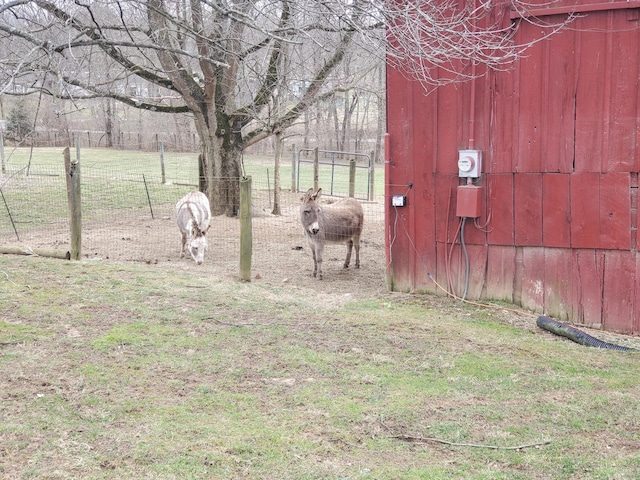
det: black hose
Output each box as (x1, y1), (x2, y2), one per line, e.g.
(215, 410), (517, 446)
(536, 316), (637, 352)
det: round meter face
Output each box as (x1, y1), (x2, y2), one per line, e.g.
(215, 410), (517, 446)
(458, 156), (475, 172)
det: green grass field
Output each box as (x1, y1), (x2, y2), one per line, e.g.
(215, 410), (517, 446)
(1, 146), (384, 200)
(0, 146), (384, 245)
(1, 256), (640, 479)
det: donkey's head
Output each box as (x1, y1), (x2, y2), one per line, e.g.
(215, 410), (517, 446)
(300, 188), (323, 236)
(187, 221), (209, 265)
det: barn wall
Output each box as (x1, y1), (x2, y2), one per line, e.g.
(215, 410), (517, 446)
(386, 3), (640, 333)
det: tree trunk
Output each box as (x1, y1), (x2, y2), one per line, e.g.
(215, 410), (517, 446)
(105, 99), (113, 148)
(331, 95), (339, 152)
(303, 109), (310, 150)
(199, 131), (243, 217)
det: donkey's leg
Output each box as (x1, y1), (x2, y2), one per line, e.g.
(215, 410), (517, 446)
(180, 232), (187, 258)
(344, 239), (353, 268)
(354, 235), (360, 269)
(311, 246), (318, 278)
(315, 243), (324, 280)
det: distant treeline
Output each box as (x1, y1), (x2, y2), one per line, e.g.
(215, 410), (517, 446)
(1, 130), (199, 152)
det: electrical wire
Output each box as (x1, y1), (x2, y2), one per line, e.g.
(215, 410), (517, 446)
(446, 217), (462, 297)
(461, 216), (470, 301)
(386, 195), (536, 318)
(473, 176), (492, 232)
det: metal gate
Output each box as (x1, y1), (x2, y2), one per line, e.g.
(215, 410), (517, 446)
(296, 148), (373, 200)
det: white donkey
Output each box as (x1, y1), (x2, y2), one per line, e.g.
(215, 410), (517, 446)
(175, 191), (211, 265)
(300, 188), (364, 279)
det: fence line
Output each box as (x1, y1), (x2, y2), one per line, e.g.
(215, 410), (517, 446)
(0, 149), (385, 281)
(296, 147), (374, 200)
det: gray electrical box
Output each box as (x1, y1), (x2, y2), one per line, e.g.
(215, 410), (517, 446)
(392, 194), (406, 207)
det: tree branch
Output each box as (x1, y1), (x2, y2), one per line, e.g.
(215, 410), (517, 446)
(240, 27), (356, 147)
(390, 433), (551, 450)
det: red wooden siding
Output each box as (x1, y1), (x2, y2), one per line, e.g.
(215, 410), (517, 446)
(602, 251), (635, 331)
(386, 1), (640, 333)
(514, 174), (543, 246)
(486, 174), (514, 245)
(542, 174), (571, 247)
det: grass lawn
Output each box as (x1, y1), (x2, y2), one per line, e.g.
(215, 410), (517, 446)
(1, 255), (640, 479)
(1, 146), (383, 201)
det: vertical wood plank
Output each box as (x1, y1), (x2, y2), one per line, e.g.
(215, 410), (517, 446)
(542, 174), (571, 248)
(412, 79), (438, 291)
(570, 172), (600, 248)
(520, 247), (545, 313)
(435, 82), (462, 175)
(434, 174), (460, 243)
(414, 183), (437, 292)
(602, 251), (635, 333)
(386, 66), (415, 292)
(572, 249), (604, 327)
(545, 26), (576, 173)
(486, 174), (514, 245)
(544, 248), (573, 321)
(514, 173), (543, 246)
(463, 244), (488, 300)
(574, 15), (606, 173)
(606, 12), (639, 172)
(484, 246), (516, 303)
(434, 241), (450, 297)
(599, 172), (630, 250)
(488, 74), (514, 173)
(515, 28), (544, 173)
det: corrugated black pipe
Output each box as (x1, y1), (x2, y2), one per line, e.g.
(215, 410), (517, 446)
(537, 316), (637, 352)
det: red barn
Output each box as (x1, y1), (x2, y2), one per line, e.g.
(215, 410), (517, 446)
(385, 0), (640, 333)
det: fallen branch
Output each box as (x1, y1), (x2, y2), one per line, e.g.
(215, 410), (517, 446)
(380, 420), (550, 450)
(0, 339), (24, 347)
(390, 433), (550, 450)
(201, 317), (322, 328)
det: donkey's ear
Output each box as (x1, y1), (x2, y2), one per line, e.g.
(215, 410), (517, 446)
(312, 188), (322, 200)
(302, 188), (314, 202)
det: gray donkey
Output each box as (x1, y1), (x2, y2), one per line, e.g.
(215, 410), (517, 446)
(300, 188), (364, 279)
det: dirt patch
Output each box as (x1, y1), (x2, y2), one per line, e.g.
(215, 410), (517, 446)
(10, 191), (388, 297)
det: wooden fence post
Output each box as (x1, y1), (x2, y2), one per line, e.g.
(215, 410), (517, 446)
(239, 176), (252, 282)
(348, 158), (356, 198)
(159, 141), (166, 184)
(64, 146), (81, 260)
(368, 150), (375, 201)
(313, 147), (319, 191)
(0, 133), (5, 174)
(291, 143), (296, 193)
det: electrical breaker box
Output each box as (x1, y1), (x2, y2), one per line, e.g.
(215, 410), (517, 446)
(456, 185), (482, 218)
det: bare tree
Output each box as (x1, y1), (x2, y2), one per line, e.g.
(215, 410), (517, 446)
(0, 0), (573, 214)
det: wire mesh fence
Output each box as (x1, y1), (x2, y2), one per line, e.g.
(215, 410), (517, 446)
(0, 148), (385, 281)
